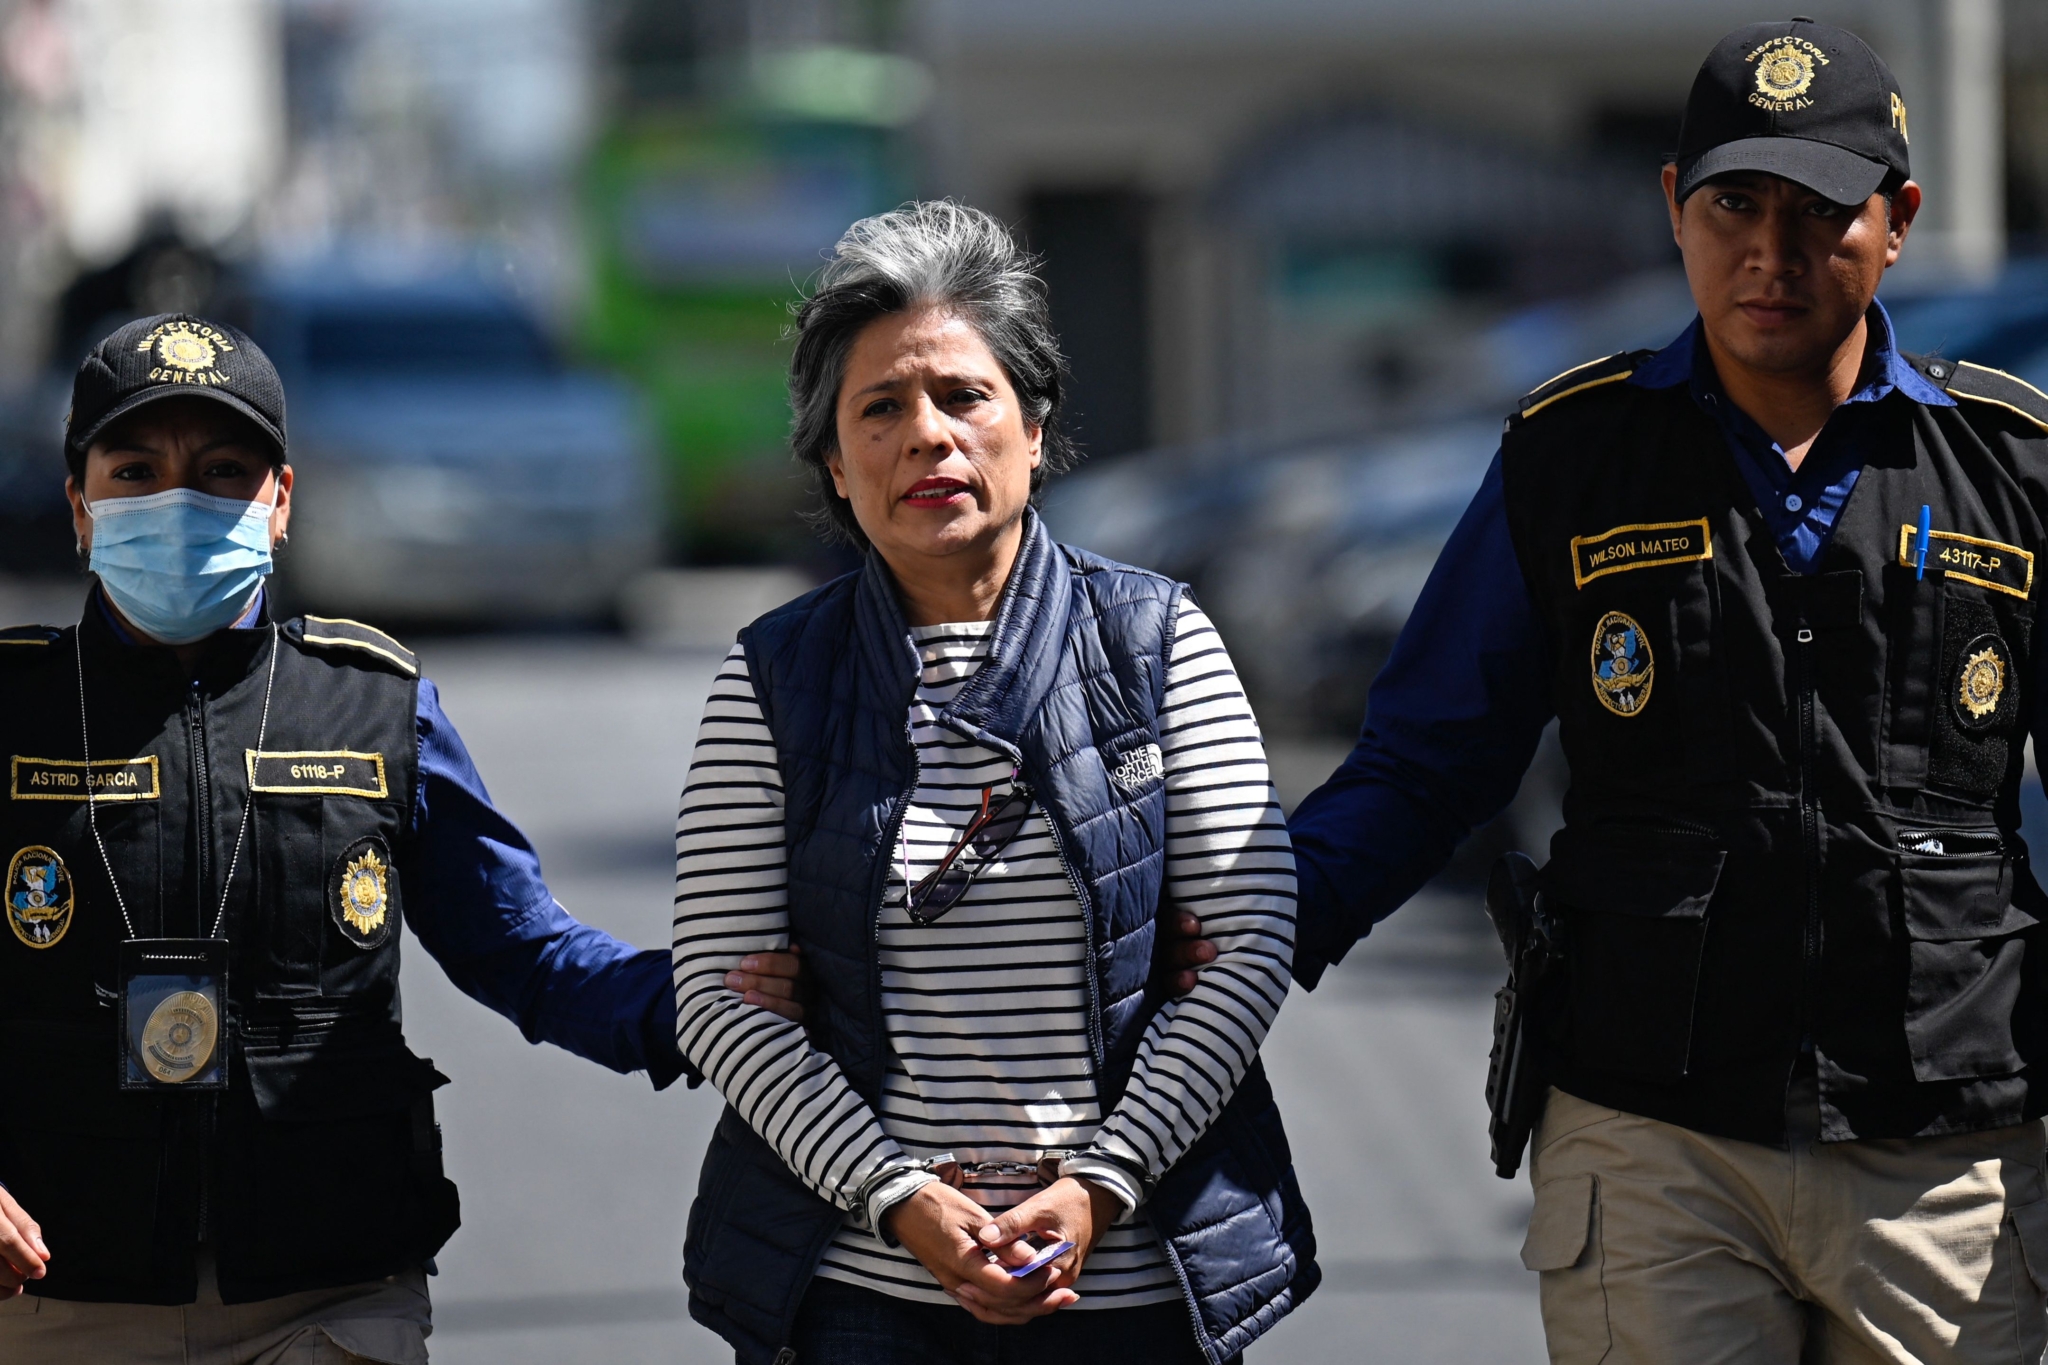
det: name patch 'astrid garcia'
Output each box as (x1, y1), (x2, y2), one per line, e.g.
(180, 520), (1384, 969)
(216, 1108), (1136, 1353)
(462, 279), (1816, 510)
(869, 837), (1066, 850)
(1571, 518), (1714, 589)
(11, 756), (161, 801)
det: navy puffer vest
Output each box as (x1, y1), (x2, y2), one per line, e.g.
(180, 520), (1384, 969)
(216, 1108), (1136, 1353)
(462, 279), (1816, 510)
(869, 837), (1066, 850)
(682, 513), (1318, 1364)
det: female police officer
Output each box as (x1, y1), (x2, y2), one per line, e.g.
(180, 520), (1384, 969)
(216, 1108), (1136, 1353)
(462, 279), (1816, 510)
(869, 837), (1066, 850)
(0, 314), (684, 1363)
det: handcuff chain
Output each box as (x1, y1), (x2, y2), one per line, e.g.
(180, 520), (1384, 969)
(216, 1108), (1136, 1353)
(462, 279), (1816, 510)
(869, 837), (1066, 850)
(917, 1148), (1078, 1187)
(77, 622), (278, 942)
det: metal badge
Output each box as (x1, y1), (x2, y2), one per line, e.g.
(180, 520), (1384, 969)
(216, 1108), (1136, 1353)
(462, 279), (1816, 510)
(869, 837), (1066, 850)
(140, 991), (219, 1083)
(118, 939), (229, 1091)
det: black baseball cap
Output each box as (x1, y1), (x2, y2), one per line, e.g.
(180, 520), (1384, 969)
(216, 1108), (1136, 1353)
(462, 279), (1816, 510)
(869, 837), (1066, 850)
(1675, 18), (1911, 207)
(66, 313), (287, 460)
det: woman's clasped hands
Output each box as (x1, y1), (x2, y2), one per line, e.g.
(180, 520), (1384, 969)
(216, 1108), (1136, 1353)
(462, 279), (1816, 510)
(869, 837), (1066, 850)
(882, 1175), (1120, 1325)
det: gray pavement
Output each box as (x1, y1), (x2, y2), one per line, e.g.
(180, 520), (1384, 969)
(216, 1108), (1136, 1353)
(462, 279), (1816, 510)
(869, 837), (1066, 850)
(397, 636), (1547, 1364)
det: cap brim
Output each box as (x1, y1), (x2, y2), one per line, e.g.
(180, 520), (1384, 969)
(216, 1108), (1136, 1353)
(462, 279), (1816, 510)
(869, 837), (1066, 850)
(71, 384), (286, 461)
(1677, 136), (1891, 207)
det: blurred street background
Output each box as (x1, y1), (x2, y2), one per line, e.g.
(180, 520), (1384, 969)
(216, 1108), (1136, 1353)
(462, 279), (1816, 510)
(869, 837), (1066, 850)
(4, 0), (2048, 1359)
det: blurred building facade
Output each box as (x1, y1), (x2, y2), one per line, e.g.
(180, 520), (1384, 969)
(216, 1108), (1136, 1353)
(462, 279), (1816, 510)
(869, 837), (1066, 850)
(0, 0), (2041, 564)
(913, 0), (2034, 455)
(0, 0), (592, 384)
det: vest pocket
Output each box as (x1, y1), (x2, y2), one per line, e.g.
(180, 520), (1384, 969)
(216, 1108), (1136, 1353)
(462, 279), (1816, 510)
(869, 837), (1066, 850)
(1897, 838), (2035, 1081)
(1560, 557), (1729, 788)
(1925, 586), (2027, 799)
(1544, 830), (1726, 1082)
(222, 1038), (456, 1283)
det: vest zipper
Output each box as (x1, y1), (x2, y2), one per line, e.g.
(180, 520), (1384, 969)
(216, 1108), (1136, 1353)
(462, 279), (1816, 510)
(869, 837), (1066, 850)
(1037, 799), (1214, 1351)
(1035, 804), (1105, 1078)
(1794, 625), (1821, 1051)
(188, 677), (211, 938)
(187, 676), (215, 1248)
(874, 719), (921, 1078)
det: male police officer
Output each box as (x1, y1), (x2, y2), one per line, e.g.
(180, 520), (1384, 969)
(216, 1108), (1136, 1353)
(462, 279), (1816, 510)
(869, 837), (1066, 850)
(0, 314), (685, 1362)
(1284, 18), (2048, 1364)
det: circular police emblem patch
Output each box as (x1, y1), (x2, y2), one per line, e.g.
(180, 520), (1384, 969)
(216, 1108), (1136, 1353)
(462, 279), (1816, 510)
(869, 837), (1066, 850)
(155, 325), (217, 372)
(7, 845), (73, 949)
(1749, 39), (1821, 111)
(330, 836), (395, 949)
(1955, 634), (2010, 730)
(1755, 44), (1814, 102)
(1590, 611), (1654, 717)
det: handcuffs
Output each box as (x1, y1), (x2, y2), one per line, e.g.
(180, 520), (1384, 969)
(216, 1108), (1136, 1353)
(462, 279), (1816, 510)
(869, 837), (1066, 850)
(919, 1150), (1077, 1189)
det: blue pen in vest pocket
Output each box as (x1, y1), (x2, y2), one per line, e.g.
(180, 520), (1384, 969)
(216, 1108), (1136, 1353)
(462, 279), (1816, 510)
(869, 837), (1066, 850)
(86, 486), (276, 644)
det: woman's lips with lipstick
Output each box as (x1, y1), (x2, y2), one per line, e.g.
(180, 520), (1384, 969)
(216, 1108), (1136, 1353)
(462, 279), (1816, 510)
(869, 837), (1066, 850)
(903, 476), (970, 506)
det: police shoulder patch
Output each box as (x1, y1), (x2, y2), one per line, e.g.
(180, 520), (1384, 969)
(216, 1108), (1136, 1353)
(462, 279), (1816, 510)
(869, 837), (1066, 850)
(1943, 361), (2048, 437)
(1589, 610), (1654, 717)
(286, 616), (418, 677)
(7, 845), (73, 948)
(1514, 351), (1653, 423)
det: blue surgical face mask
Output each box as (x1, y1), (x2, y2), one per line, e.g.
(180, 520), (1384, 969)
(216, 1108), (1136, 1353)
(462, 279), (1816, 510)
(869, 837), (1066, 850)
(86, 487), (277, 645)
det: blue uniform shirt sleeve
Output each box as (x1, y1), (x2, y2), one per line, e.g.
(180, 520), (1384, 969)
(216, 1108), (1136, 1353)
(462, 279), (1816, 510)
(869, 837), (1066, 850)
(405, 678), (683, 1089)
(1289, 451), (1556, 987)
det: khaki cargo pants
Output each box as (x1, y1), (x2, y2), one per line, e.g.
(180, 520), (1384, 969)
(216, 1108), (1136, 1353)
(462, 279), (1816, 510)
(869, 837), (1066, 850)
(1525, 1087), (2048, 1364)
(0, 1255), (430, 1365)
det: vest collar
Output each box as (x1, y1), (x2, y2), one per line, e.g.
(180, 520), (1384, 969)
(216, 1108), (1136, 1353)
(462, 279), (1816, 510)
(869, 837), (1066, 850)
(854, 509), (1073, 763)
(1630, 302), (1955, 410)
(78, 582), (273, 692)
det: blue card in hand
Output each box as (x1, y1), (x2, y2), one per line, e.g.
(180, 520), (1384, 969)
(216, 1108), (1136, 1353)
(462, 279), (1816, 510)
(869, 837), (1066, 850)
(1007, 1240), (1076, 1278)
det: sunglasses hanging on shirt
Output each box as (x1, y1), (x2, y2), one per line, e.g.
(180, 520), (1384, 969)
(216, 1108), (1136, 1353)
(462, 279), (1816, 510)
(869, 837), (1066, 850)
(906, 774), (1036, 925)
(78, 626), (279, 1092)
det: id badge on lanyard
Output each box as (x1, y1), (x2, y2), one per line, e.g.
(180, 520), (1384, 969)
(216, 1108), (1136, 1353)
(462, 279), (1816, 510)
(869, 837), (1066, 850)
(77, 625), (280, 1094)
(118, 938), (229, 1090)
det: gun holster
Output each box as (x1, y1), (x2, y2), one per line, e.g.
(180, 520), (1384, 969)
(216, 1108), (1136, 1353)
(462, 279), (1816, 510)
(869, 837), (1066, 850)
(1483, 851), (1563, 1180)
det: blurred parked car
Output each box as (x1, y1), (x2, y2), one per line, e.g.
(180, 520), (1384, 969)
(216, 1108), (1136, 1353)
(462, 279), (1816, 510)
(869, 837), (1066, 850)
(247, 262), (661, 625)
(1884, 258), (2048, 386)
(0, 389), (76, 577)
(1044, 419), (1500, 740)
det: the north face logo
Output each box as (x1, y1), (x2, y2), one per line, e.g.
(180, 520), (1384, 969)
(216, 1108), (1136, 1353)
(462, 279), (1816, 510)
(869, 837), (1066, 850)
(1109, 743), (1164, 791)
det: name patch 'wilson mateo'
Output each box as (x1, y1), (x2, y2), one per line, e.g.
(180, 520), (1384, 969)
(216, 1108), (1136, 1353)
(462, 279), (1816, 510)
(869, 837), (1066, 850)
(1571, 518), (1714, 588)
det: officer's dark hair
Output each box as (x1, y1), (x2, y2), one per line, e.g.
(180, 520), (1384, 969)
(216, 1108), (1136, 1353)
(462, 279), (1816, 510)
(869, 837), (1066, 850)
(786, 200), (1076, 549)
(64, 397), (283, 486)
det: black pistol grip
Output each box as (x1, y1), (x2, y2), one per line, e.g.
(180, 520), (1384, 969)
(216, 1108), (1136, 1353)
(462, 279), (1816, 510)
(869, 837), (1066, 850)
(1484, 851), (1549, 1180)
(1485, 851), (1541, 962)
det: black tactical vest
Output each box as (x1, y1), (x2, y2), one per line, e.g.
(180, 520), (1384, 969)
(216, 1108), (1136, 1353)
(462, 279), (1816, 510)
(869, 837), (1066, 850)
(0, 599), (458, 1304)
(1501, 354), (2048, 1144)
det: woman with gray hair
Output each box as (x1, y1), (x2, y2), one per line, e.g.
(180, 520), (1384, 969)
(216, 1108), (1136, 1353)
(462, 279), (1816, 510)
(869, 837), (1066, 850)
(670, 201), (1316, 1364)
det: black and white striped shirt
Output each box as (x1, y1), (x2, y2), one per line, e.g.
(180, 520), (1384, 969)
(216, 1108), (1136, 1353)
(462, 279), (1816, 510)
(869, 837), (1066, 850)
(672, 599), (1295, 1306)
